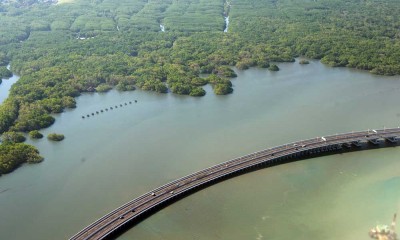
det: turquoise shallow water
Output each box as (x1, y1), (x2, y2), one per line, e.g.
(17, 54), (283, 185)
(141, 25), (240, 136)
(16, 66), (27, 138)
(0, 60), (399, 240)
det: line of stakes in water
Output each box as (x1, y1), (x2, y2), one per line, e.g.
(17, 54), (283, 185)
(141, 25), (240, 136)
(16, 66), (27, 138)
(82, 100), (137, 119)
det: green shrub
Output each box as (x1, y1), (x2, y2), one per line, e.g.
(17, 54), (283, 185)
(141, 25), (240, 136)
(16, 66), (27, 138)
(29, 130), (43, 139)
(235, 61), (250, 70)
(213, 66), (237, 78)
(256, 59), (270, 68)
(47, 133), (65, 141)
(1, 131), (26, 143)
(0, 66), (12, 78)
(170, 83), (191, 95)
(268, 64), (280, 71)
(299, 60), (310, 64)
(95, 84), (112, 92)
(213, 83), (233, 95)
(0, 142), (43, 175)
(189, 87), (206, 97)
(116, 82), (136, 91)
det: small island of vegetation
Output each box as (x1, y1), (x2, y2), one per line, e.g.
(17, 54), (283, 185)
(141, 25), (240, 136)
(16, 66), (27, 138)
(268, 64), (280, 71)
(29, 130), (43, 139)
(47, 133), (65, 141)
(299, 60), (310, 65)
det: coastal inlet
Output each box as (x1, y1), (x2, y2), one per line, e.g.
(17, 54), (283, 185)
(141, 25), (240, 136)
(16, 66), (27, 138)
(81, 100), (137, 119)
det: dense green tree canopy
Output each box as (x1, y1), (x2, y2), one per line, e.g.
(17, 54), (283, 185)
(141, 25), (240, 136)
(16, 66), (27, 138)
(268, 64), (280, 71)
(29, 130), (43, 139)
(1, 131), (26, 143)
(0, 66), (12, 78)
(299, 60), (310, 65)
(0, 142), (43, 175)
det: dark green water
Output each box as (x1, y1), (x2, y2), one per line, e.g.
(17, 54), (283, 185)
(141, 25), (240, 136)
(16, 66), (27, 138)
(0, 60), (399, 240)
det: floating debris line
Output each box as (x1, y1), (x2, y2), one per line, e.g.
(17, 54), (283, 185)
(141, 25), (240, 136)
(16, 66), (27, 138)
(81, 100), (138, 119)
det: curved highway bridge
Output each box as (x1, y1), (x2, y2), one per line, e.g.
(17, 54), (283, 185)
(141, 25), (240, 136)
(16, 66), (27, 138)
(70, 128), (400, 240)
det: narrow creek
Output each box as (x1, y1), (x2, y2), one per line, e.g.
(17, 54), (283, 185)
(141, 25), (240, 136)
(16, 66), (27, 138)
(0, 65), (19, 104)
(224, 16), (229, 32)
(224, 0), (231, 32)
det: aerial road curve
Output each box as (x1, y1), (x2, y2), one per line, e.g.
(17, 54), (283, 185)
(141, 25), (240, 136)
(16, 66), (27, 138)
(70, 128), (400, 240)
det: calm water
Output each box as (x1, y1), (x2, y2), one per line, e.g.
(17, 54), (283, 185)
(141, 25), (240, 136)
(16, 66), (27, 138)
(0, 60), (399, 240)
(0, 65), (19, 103)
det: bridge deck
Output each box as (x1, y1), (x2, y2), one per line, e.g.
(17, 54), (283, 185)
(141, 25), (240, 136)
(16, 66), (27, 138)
(70, 128), (400, 240)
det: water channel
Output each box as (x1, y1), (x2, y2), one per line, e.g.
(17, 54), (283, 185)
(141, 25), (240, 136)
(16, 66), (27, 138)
(0, 65), (19, 104)
(160, 24), (165, 32)
(224, 16), (229, 32)
(0, 60), (399, 240)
